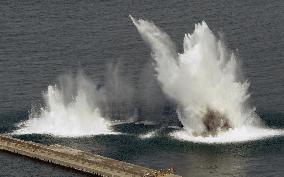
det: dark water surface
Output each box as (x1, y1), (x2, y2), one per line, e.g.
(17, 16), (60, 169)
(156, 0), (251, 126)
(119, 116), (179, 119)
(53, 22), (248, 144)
(0, 0), (284, 177)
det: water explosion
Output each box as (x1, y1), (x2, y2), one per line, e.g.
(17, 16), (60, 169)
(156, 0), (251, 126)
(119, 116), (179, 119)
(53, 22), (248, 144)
(12, 16), (283, 142)
(14, 73), (113, 137)
(130, 15), (283, 142)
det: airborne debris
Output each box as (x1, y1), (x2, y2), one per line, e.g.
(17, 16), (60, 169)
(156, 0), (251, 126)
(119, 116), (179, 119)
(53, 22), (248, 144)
(193, 108), (231, 137)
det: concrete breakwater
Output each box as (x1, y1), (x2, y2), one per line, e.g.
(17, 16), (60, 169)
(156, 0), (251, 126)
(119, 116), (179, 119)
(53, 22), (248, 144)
(0, 134), (181, 177)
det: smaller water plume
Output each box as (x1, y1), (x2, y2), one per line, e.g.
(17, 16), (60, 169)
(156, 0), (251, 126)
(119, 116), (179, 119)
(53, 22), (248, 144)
(14, 72), (113, 137)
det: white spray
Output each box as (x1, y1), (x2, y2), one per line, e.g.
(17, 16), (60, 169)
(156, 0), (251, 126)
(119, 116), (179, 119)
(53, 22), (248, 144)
(130, 15), (261, 135)
(14, 72), (113, 137)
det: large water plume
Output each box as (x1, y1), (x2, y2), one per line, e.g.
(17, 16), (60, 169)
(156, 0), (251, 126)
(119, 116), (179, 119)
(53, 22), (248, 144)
(14, 72), (113, 137)
(130, 16), (283, 141)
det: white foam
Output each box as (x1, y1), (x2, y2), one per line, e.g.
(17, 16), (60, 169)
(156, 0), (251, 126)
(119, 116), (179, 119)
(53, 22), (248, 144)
(134, 120), (157, 125)
(138, 131), (157, 139)
(170, 126), (284, 144)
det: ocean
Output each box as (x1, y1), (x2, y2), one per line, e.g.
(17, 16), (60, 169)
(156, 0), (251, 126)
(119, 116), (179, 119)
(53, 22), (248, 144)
(0, 0), (284, 176)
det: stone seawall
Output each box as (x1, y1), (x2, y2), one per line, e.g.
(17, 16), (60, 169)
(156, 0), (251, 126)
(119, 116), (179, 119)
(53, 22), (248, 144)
(0, 134), (181, 177)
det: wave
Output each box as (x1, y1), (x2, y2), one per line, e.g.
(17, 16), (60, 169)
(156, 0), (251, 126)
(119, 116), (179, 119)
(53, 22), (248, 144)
(170, 126), (284, 144)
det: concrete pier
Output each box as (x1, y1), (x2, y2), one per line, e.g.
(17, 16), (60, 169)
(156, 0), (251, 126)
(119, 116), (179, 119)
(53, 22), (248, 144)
(0, 134), (181, 177)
